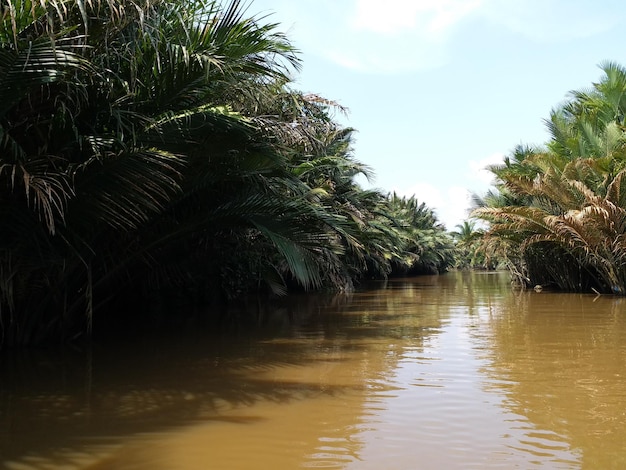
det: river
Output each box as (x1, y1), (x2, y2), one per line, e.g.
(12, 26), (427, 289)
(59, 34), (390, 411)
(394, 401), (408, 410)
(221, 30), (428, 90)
(1, 271), (626, 469)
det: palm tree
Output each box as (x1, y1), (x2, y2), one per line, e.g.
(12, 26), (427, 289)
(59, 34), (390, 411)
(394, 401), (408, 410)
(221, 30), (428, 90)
(450, 221), (491, 269)
(0, 0), (460, 347)
(0, 0), (322, 346)
(474, 140), (626, 290)
(471, 62), (626, 294)
(382, 193), (456, 276)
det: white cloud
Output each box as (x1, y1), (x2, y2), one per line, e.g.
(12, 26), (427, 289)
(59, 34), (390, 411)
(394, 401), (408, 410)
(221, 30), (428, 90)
(444, 186), (473, 229)
(480, 0), (623, 42)
(394, 183), (472, 230)
(254, 0), (482, 74)
(255, 0), (623, 75)
(332, 0), (484, 73)
(395, 182), (442, 209)
(350, 0), (483, 37)
(468, 152), (505, 186)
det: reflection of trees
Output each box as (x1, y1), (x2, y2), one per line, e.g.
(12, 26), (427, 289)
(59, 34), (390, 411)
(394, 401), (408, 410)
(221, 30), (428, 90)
(0, 281), (452, 469)
(483, 291), (626, 469)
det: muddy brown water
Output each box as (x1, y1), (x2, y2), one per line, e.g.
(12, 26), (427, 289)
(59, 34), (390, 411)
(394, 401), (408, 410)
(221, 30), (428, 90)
(2, 271), (626, 469)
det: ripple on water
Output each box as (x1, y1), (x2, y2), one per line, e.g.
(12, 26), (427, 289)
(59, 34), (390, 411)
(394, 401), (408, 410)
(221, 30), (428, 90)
(6, 273), (626, 469)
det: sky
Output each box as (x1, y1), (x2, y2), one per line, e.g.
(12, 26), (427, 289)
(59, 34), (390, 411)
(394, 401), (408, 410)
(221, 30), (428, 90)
(248, 0), (626, 230)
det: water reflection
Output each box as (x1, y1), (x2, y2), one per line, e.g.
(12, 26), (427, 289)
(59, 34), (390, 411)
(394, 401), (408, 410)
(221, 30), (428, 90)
(2, 272), (626, 468)
(0, 283), (446, 469)
(482, 290), (626, 469)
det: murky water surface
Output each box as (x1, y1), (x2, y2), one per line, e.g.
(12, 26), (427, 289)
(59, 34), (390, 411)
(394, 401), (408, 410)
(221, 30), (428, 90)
(2, 272), (626, 469)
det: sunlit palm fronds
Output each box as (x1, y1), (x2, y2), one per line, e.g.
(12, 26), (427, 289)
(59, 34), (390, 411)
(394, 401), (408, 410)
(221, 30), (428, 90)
(472, 62), (626, 294)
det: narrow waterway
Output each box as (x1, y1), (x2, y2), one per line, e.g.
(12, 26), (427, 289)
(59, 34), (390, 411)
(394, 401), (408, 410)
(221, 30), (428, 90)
(2, 271), (626, 469)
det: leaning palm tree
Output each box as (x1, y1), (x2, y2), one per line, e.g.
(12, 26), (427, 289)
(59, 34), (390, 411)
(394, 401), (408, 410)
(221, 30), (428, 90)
(0, 0), (328, 346)
(472, 62), (626, 294)
(474, 159), (626, 292)
(0, 0), (457, 347)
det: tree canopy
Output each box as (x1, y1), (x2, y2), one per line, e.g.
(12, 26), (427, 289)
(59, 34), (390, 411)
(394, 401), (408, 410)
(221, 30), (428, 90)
(0, 0), (454, 347)
(473, 61), (626, 294)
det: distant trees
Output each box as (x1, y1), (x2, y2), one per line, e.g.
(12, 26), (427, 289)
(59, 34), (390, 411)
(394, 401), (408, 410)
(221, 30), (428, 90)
(450, 221), (491, 270)
(384, 193), (456, 275)
(472, 62), (626, 294)
(0, 0), (453, 347)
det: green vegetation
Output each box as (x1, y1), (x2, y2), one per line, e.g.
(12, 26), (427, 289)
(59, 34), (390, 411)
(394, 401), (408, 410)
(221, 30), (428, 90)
(450, 221), (494, 270)
(472, 61), (626, 294)
(0, 0), (454, 348)
(383, 193), (456, 276)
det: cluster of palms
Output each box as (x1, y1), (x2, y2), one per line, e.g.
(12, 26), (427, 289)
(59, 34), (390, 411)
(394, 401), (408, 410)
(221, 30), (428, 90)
(473, 61), (626, 294)
(449, 221), (492, 270)
(0, 0), (454, 347)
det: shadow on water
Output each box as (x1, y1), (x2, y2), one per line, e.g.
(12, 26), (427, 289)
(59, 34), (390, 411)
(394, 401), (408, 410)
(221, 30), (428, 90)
(0, 277), (457, 468)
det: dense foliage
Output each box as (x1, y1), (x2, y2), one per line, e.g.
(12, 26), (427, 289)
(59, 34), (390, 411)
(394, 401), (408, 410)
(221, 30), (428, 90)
(472, 62), (626, 294)
(449, 221), (493, 270)
(0, 0), (453, 347)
